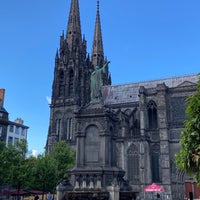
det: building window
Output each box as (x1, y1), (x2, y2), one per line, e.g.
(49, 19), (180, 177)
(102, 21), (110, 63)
(151, 144), (160, 182)
(9, 125), (14, 132)
(127, 144), (140, 183)
(8, 136), (13, 145)
(56, 119), (61, 136)
(131, 119), (140, 139)
(21, 128), (26, 136)
(15, 126), (20, 134)
(147, 100), (157, 129)
(66, 118), (72, 140)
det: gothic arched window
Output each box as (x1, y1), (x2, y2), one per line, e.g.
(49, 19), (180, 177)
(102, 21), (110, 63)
(56, 119), (61, 135)
(66, 118), (72, 140)
(147, 100), (158, 129)
(151, 144), (160, 182)
(127, 144), (140, 183)
(69, 70), (74, 96)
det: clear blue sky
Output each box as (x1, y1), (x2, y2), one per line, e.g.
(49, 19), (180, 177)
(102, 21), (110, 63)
(1, 0), (200, 155)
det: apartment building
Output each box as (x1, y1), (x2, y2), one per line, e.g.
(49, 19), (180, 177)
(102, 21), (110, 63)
(0, 89), (28, 146)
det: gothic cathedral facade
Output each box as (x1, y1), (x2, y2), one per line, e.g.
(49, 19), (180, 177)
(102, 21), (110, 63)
(46, 0), (198, 199)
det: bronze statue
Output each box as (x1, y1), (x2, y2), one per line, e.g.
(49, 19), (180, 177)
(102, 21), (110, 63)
(90, 61), (110, 100)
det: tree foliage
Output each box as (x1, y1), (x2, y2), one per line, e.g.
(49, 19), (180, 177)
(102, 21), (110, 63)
(0, 139), (76, 195)
(0, 139), (28, 190)
(31, 153), (58, 193)
(176, 76), (200, 184)
(52, 140), (76, 180)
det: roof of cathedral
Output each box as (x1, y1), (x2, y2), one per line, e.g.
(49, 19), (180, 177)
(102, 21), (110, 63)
(102, 74), (199, 106)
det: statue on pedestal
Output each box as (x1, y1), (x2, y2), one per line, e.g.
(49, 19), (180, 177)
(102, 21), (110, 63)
(90, 61), (110, 100)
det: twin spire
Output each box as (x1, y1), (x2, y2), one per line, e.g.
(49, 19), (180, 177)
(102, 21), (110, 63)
(92, 0), (104, 67)
(66, 0), (104, 67)
(66, 0), (82, 50)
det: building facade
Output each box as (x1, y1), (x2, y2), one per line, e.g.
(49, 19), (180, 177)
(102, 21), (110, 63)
(46, 1), (199, 199)
(6, 118), (28, 147)
(0, 89), (28, 147)
(0, 89), (9, 143)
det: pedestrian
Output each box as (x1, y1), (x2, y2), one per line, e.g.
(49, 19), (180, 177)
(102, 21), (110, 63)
(156, 193), (160, 200)
(136, 194), (141, 200)
(34, 194), (39, 200)
(47, 192), (53, 200)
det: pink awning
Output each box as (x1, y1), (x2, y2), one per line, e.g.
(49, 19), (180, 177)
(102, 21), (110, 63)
(144, 183), (164, 192)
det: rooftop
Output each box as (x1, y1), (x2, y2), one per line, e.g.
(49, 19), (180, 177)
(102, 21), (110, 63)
(102, 74), (199, 106)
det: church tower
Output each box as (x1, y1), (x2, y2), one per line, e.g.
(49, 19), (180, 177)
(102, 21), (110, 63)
(46, 0), (91, 152)
(51, 0), (91, 107)
(46, 0), (111, 152)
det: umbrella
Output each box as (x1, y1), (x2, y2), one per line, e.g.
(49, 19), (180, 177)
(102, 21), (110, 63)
(144, 183), (164, 192)
(26, 190), (43, 194)
(11, 190), (28, 195)
(0, 189), (10, 195)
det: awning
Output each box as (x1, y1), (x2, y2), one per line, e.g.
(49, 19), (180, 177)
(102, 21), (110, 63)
(11, 190), (28, 195)
(144, 183), (164, 192)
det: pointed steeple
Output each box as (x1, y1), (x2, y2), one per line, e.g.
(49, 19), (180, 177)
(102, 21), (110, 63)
(92, 0), (104, 67)
(66, 0), (82, 50)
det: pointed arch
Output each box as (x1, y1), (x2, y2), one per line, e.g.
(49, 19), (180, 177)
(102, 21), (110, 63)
(53, 111), (62, 140)
(147, 100), (158, 129)
(64, 111), (73, 141)
(66, 118), (73, 140)
(56, 119), (61, 136)
(127, 144), (140, 183)
(151, 144), (160, 182)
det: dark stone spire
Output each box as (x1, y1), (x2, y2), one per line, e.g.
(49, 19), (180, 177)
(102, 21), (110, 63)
(92, 0), (104, 67)
(66, 0), (82, 51)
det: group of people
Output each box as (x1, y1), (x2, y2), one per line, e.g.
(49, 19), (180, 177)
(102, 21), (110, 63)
(34, 192), (53, 200)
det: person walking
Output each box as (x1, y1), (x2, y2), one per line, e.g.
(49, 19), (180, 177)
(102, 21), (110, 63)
(47, 192), (53, 200)
(34, 194), (39, 200)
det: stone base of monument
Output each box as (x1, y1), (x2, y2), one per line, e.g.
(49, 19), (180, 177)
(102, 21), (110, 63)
(56, 177), (135, 200)
(119, 191), (135, 200)
(63, 191), (109, 200)
(58, 189), (135, 200)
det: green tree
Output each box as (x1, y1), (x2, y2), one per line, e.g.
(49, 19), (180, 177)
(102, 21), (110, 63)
(176, 76), (200, 184)
(0, 139), (29, 199)
(52, 140), (75, 181)
(23, 155), (37, 189)
(0, 141), (7, 186)
(31, 153), (58, 199)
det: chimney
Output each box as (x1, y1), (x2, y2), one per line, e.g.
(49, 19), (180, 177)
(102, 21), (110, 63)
(15, 118), (24, 125)
(0, 89), (5, 107)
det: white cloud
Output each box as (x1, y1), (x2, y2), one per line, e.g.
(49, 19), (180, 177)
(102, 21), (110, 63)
(31, 149), (38, 157)
(46, 96), (51, 104)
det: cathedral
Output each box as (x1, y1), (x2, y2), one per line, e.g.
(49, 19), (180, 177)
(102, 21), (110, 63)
(46, 0), (198, 199)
